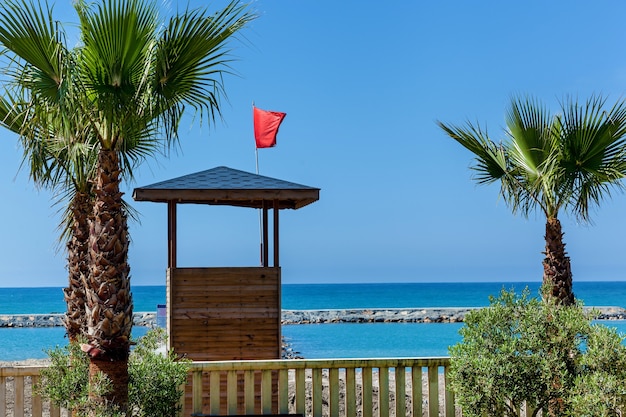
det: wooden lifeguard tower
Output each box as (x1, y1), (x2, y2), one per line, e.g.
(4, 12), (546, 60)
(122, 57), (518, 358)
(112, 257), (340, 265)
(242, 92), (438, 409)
(132, 166), (320, 361)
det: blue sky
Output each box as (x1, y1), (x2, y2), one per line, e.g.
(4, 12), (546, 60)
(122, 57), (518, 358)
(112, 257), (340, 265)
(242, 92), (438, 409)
(2, 1), (626, 287)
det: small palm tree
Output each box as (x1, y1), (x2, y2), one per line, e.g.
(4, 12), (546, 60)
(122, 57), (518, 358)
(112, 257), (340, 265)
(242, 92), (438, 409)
(0, 0), (254, 411)
(439, 95), (626, 305)
(0, 6), (101, 344)
(44, 137), (99, 343)
(1, 89), (143, 345)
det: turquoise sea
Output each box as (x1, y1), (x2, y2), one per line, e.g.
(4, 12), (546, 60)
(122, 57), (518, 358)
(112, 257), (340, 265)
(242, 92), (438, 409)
(1, 281), (626, 361)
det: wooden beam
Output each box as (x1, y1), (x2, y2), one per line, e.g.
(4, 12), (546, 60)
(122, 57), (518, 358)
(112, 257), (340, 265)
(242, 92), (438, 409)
(133, 187), (320, 210)
(273, 199), (279, 268)
(167, 201), (177, 269)
(262, 201), (269, 268)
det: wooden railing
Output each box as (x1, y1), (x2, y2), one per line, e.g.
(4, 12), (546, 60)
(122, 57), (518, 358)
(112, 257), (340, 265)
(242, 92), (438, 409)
(185, 358), (456, 417)
(2, 358), (456, 417)
(0, 365), (65, 417)
(0, 358), (549, 416)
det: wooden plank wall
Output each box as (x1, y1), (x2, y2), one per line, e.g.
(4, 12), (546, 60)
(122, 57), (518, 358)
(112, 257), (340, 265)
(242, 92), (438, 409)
(167, 267), (281, 361)
(166, 267), (281, 415)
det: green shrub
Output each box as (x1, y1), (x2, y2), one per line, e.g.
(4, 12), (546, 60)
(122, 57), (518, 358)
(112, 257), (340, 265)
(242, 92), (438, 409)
(449, 288), (626, 417)
(37, 328), (190, 417)
(38, 339), (123, 417)
(569, 325), (626, 416)
(38, 340), (90, 412)
(128, 328), (191, 417)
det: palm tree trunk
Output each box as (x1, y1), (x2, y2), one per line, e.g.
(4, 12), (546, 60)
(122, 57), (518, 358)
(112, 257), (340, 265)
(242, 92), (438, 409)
(63, 191), (91, 342)
(542, 217), (575, 305)
(85, 149), (133, 412)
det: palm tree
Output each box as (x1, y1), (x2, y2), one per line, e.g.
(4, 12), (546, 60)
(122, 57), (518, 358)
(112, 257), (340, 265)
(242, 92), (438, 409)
(439, 96), (626, 305)
(44, 137), (98, 343)
(0, 0), (254, 411)
(0, 4), (99, 344)
(34, 144), (97, 344)
(1, 90), (143, 346)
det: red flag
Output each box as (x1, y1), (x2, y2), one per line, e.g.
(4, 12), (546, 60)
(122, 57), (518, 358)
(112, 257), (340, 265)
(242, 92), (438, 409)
(253, 106), (286, 148)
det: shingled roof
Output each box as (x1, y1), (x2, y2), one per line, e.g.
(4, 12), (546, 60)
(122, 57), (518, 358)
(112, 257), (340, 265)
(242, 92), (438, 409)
(132, 166), (320, 209)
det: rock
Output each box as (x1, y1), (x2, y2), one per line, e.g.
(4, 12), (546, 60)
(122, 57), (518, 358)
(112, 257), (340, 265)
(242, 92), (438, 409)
(2, 306), (624, 328)
(281, 306), (626, 325)
(0, 312), (157, 328)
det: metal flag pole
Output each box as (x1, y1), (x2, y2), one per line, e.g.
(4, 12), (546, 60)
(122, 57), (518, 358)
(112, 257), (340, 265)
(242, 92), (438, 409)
(253, 102), (264, 266)
(256, 150), (264, 266)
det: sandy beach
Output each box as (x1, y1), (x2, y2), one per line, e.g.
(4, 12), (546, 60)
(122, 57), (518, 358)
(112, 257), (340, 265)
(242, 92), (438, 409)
(0, 358), (51, 367)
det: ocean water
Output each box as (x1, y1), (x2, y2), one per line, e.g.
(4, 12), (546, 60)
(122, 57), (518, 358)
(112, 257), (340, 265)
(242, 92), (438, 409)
(0, 286), (166, 315)
(1, 281), (626, 361)
(281, 281), (626, 309)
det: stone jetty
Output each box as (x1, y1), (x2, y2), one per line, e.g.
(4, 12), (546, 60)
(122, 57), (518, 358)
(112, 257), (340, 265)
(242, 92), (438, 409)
(0, 312), (156, 328)
(1, 306), (625, 328)
(281, 308), (474, 324)
(281, 306), (626, 325)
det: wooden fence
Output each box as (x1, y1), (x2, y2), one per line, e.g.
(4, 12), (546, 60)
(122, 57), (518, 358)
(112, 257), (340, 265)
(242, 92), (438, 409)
(1, 357), (543, 417)
(0, 365), (63, 417)
(185, 358), (456, 417)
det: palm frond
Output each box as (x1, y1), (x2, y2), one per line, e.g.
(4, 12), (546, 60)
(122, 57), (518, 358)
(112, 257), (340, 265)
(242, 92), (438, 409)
(0, 0), (66, 102)
(75, 0), (159, 148)
(442, 94), (626, 224)
(437, 120), (508, 184)
(0, 93), (26, 134)
(153, 1), (256, 139)
(557, 95), (626, 221)
(505, 95), (555, 180)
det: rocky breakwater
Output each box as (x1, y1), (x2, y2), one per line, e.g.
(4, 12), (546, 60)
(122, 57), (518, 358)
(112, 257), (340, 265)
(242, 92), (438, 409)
(591, 306), (626, 320)
(281, 308), (476, 324)
(282, 306), (626, 325)
(0, 312), (156, 328)
(3, 307), (625, 328)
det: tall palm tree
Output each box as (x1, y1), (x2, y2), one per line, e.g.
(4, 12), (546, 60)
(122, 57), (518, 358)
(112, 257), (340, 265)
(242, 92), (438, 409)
(44, 136), (98, 343)
(0, 5), (99, 344)
(439, 96), (626, 305)
(0, 0), (254, 411)
(1, 90), (142, 346)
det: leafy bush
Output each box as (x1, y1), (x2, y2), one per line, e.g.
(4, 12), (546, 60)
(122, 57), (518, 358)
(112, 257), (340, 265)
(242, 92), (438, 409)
(38, 339), (123, 417)
(128, 328), (190, 417)
(38, 340), (90, 412)
(37, 328), (190, 417)
(449, 288), (626, 417)
(569, 325), (626, 416)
